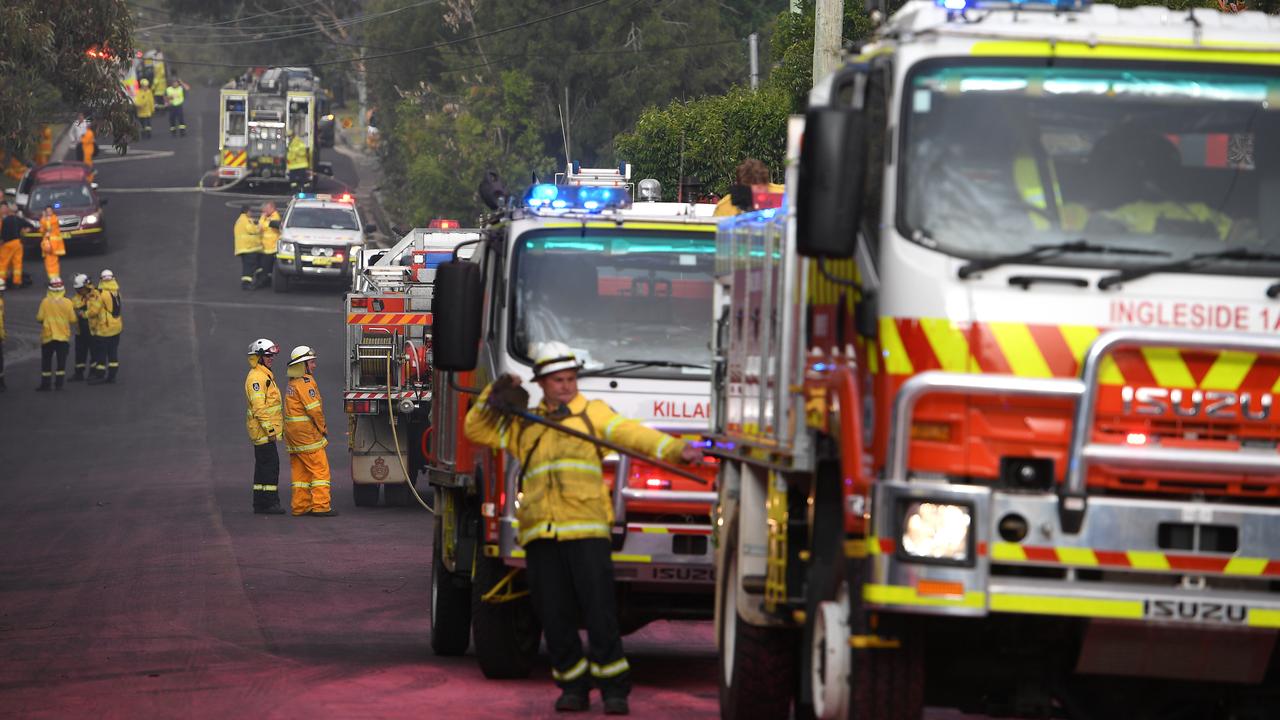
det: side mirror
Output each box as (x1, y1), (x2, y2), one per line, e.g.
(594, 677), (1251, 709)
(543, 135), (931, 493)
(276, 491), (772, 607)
(796, 107), (866, 259)
(316, 162), (334, 176)
(269, 220), (281, 230)
(364, 223), (377, 234)
(432, 260), (484, 371)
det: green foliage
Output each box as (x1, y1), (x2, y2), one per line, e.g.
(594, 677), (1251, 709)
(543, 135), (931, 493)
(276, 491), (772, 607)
(383, 70), (553, 224)
(0, 0), (136, 156)
(615, 85), (791, 198)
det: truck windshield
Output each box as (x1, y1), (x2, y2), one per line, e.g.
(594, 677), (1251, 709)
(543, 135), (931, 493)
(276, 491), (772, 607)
(287, 207), (359, 230)
(511, 229), (715, 378)
(899, 61), (1280, 274)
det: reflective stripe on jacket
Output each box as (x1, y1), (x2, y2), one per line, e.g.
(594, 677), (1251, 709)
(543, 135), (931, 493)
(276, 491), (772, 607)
(135, 91), (154, 119)
(234, 213), (261, 255)
(91, 279), (123, 337)
(284, 374), (327, 454)
(245, 360), (283, 445)
(258, 211), (281, 254)
(464, 382), (689, 545)
(286, 137), (309, 171)
(36, 290), (76, 343)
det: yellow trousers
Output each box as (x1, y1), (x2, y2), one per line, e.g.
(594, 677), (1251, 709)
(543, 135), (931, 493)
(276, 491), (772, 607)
(43, 255), (61, 281)
(0, 240), (22, 286)
(289, 448), (332, 515)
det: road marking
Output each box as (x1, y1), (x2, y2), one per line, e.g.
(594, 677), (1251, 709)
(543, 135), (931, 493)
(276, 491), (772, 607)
(93, 149), (175, 165)
(127, 297), (337, 314)
(99, 186), (204, 194)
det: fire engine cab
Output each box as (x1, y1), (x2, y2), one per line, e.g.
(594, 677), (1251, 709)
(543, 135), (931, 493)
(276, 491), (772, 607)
(712, 1), (1280, 718)
(425, 164), (723, 679)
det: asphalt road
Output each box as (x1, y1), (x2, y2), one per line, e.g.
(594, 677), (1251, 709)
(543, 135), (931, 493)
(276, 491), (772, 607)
(0, 88), (719, 718)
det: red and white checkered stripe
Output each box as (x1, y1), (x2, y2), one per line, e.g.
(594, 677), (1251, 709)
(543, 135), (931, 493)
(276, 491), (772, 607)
(344, 391), (420, 401)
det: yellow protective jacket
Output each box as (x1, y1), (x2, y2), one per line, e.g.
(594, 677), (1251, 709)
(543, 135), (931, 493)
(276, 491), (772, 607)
(464, 382), (689, 545)
(233, 213), (261, 255)
(72, 289), (94, 330)
(259, 211), (281, 254)
(245, 360), (283, 445)
(284, 372), (328, 454)
(165, 84), (185, 107)
(90, 279), (123, 337)
(286, 137), (309, 171)
(41, 214), (65, 258)
(36, 289), (76, 343)
(135, 90), (155, 119)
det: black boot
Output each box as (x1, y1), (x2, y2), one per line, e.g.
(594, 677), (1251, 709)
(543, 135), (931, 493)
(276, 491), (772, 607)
(554, 690), (589, 712)
(54, 375), (65, 391)
(70, 368), (85, 382)
(106, 367), (117, 384)
(602, 696), (629, 716)
(35, 379), (51, 392)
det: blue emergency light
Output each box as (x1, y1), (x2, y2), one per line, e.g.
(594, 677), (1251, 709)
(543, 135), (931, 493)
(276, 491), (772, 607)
(523, 183), (632, 213)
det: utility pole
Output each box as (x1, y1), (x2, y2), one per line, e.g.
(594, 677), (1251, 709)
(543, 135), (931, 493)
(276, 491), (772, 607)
(748, 33), (760, 91)
(813, 0), (844, 81)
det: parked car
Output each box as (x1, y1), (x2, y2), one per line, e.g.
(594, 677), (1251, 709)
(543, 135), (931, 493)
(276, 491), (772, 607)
(6, 163), (108, 253)
(273, 193), (375, 292)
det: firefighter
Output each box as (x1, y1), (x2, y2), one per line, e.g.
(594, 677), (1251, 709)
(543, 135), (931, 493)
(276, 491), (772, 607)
(286, 131), (310, 194)
(35, 277), (76, 391)
(464, 341), (701, 715)
(81, 121), (96, 178)
(284, 345), (337, 517)
(246, 338), (286, 514)
(233, 205), (263, 290)
(166, 78), (188, 136)
(135, 79), (155, 140)
(39, 206), (66, 282)
(0, 277), (6, 392)
(69, 274), (95, 381)
(257, 201), (280, 288)
(87, 269), (123, 384)
(0, 203), (37, 289)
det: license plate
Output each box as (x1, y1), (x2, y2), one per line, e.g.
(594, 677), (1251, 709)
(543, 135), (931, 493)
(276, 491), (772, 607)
(1143, 598), (1248, 624)
(307, 256), (334, 266)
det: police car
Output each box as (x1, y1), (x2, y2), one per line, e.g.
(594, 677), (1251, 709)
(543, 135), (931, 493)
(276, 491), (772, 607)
(273, 192), (375, 292)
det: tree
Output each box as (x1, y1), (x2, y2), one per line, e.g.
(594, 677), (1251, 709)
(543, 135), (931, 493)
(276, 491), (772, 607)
(0, 0), (136, 156)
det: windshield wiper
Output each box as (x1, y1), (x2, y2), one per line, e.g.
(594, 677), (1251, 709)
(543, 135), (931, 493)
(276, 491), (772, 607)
(958, 240), (1169, 279)
(1098, 247), (1280, 290)
(581, 358), (710, 377)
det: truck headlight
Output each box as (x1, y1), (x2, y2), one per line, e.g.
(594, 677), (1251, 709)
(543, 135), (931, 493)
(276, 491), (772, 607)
(279, 241), (295, 254)
(901, 501), (971, 562)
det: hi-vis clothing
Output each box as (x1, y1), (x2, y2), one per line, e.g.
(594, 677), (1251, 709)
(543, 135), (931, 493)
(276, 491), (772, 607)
(285, 372), (331, 514)
(37, 288), (76, 343)
(286, 137), (309, 172)
(1099, 201), (1234, 241)
(234, 213), (262, 255)
(135, 90), (154, 119)
(81, 128), (96, 168)
(165, 84), (185, 107)
(258, 210), (281, 254)
(245, 360), (283, 445)
(90, 279), (123, 337)
(40, 213), (65, 280)
(464, 383), (689, 546)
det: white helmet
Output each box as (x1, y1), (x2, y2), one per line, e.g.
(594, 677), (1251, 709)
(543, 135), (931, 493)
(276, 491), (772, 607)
(48, 277), (65, 290)
(531, 340), (582, 379)
(73, 273), (90, 289)
(247, 338), (279, 356)
(289, 345), (316, 366)
(100, 269), (115, 281)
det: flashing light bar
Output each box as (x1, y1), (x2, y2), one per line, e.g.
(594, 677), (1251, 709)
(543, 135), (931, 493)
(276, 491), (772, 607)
(935, 0), (1090, 10)
(295, 192), (355, 203)
(428, 218), (460, 229)
(523, 183), (632, 213)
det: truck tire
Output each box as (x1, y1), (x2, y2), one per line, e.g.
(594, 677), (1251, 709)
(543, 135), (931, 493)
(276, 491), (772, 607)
(848, 611), (924, 720)
(801, 459), (849, 719)
(718, 519), (796, 720)
(272, 266), (291, 293)
(384, 482), (410, 507)
(353, 482), (378, 507)
(431, 514), (472, 655)
(471, 554), (539, 679)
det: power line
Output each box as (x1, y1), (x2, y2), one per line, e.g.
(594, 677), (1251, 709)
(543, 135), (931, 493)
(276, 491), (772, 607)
(138, 0), (448, 44)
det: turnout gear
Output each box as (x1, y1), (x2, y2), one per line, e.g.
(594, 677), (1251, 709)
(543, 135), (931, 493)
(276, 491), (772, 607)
(39, 211), (65, 281)
(286, 135), (310, 193)
(288, 345), (316, 366)
(284, 363), (332, 516)
(245, 352), (284, 513)
(256, 208), (281, 287)
(81, 127), (96, 173)
(234, 209), (263, 289)
(36, 281), (76, 390)
(70, 278), (95, 381)
(532, 340), (583, 379)
(166, 83), (186, 135)
(135, 86), (155, 139)
(89, 276), (123, 382)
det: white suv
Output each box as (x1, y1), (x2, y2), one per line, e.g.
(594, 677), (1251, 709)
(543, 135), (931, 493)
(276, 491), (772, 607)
(273, 193), (375, 292)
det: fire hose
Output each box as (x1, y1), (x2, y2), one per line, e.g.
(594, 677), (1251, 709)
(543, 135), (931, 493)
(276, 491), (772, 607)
(386, 353), (435, 512)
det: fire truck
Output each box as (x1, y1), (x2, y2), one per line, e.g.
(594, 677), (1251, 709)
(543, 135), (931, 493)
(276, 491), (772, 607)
(216, 67), (330, 186)
(712, 1), (1280, 718)
(344, 226), (480, 507)
(426, 164), (722, 678)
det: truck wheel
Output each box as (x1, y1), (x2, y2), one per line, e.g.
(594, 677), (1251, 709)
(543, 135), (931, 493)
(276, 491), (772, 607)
(353, 482), (378, 507)
(471, 554), (539, 679)
(431, 514), (472, 655)
(801, 459), (849, 719)
(384, 482), (410, 507)
(718, 520), (796, 720)
(847, 611), (925, 720)
(272, 266), (290, 293)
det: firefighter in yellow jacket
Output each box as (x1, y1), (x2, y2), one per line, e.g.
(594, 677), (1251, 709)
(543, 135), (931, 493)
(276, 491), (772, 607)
(87, 269), (123, 384)
(234, 205), (262, 290)
(256, 201), (280, 288)
(135, 78), (155, 139)
(35, 277), (77, 391)
(39, 206), (66, 282)
(246, 338), (285, 514)
(286, 132), (310, 194)
(464, 341), (700, 715)
(284, 345), (337, 516)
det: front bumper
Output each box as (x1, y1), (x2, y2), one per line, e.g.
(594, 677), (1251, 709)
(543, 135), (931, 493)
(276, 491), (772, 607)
(867, 480), (1280, 629)
(22, 226), (104, 247)
(276, 251), (353, 278)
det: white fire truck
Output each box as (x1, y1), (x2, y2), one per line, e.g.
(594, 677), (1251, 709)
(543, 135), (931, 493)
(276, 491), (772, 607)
(216, 67), (330, 187)
(426, 165), (723, 678)
(344, 227), (480, 506)
(712, 2), (1280, 718)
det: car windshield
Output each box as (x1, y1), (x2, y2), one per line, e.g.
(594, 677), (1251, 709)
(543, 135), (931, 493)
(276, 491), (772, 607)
(511, 229), (715, 378)
(900, 62), (1280, 274)
(287, 207), (358, 231)
(30, 184), (94, 210)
